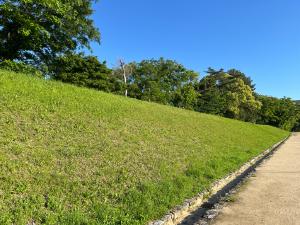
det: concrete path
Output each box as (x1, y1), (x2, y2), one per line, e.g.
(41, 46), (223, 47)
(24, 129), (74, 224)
(212, 133), (300, 225)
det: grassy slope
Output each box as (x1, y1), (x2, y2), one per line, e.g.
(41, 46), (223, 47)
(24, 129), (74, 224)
(0, 70), (289, 225)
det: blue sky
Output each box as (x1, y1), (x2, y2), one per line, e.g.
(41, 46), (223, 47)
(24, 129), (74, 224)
(89, 0), (300, 99)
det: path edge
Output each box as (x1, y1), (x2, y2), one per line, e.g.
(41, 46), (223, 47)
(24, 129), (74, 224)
(148, 134), (291, 225)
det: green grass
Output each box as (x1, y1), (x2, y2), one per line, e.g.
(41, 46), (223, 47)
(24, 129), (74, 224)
(0, 70), (289, 225)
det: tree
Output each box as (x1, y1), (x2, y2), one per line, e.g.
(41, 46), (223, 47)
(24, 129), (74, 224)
(196, 68), (261, 122)
(257, 95), (300, 131)
(196, 88), (227, 115)
(172, 83), (199, 110)
(227, 69), (255, 91)
(50, 53), (123, 93)
(222, 78), (261, 121)
(0, 0), (99, 66)
(112, 60), (133, 97)
(126, 58), (199, 105)
(195, 71), (228, 115)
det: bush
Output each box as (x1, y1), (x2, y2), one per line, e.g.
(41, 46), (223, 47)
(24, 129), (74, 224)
(0, 60), (42, 77)
(50, 54), (123, 93)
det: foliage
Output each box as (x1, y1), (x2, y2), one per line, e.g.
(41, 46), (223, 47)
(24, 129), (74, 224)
(0, 70), (289, 224)
(0, 0), (99, 65)
(197, 87), (227, 115)
(223, 78), (261, 122)
(0, 60), (42, 77)
(172, 83), (200, 110)
(50, 53), (123, 93)
(196, 69), (261, 122)
(126, 58), (199, 105)
(112, 60), (133, 96)
(227, 68), (256, 91)
(257, 95), (300, 131)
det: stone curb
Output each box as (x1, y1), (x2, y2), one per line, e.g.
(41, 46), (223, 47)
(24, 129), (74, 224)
(148, 135), (290, 225)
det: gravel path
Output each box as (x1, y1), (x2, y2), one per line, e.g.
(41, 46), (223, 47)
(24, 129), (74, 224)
(211, 132), (300, 225)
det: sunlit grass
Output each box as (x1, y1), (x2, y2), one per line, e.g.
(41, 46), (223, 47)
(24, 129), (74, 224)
(0, 70), (289, 224)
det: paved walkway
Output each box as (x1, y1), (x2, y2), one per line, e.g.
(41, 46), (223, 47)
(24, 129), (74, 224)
(212, 133), (300, 225)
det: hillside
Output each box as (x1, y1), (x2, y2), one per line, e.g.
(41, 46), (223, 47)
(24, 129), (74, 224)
(0, 70), (289, 225)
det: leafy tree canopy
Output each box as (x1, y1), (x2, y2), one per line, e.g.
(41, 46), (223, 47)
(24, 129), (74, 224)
(0, 0), (100, 65)
(50, 53), (123, 93)
(227, 68), (255, 91)
(257, 95), (300, 130)
(196, 68), (261, 122)
(126, 58), (199, 104)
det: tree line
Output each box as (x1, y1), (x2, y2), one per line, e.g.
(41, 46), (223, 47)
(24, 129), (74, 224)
(1, 0), (299, 131)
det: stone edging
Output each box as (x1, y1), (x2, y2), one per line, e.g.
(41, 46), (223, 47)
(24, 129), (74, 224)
(148, 135), (290, 225)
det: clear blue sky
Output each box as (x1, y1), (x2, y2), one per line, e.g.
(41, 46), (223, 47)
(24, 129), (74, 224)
(89, 0), (300, 100)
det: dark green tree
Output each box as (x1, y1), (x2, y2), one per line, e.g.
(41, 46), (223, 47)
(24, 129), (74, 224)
(257, 95), (300, 131)
(50, 53), (123, 93)
(0, 0), (99, 66)
(196, 88), (227, 115)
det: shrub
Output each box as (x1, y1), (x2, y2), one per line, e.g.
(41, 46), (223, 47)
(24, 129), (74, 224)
(0, 60), (42, 77)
